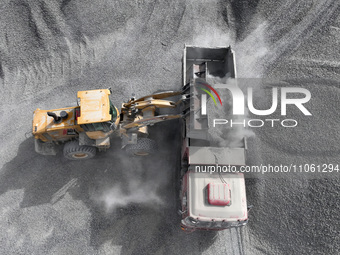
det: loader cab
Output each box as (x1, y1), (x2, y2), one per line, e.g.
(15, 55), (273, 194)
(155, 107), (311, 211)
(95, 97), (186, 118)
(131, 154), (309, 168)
(77, 89), (120, 137)
(79, 100), (118, 132)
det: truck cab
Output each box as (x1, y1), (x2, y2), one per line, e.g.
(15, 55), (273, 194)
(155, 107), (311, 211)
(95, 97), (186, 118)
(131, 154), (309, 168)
(180, 171), (248, 231)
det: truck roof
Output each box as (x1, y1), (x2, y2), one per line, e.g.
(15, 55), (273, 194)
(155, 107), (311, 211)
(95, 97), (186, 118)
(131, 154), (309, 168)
(187, 171), (248, 222)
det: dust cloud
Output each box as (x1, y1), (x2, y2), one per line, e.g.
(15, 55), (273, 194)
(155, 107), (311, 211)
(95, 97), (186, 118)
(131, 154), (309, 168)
(98, 182), (162, 212)
(94, 154), (170, 212)
(234, 22), (269, 78)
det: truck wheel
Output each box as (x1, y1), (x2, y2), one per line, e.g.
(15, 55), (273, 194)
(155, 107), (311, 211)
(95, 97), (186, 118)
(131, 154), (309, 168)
(63, 141), (96, 160)
(125, 138), (157, 156)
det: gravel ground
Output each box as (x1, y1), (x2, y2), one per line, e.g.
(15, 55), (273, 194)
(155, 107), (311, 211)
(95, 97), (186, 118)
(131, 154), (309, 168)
(0, 1), (339, 254)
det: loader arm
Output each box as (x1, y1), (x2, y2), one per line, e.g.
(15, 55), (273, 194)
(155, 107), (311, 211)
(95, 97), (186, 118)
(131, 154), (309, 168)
(130, 99), (177, 110)
(123, 91), (182, 108)
(122, 114), (182, 131)
(119, 90), (186, 149)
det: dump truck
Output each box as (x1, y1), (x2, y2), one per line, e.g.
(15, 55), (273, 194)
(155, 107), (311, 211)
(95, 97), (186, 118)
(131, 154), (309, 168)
(32, 89), (182, 159)
(178, 45), (248, 232)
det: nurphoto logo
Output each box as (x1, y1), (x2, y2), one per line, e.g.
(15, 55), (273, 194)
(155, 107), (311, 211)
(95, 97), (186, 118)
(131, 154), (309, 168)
(197, 80), (222, 115)
(198, 81), (312, 128)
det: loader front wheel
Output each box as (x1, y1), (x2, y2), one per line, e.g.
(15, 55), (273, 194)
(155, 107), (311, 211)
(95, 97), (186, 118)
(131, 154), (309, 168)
(63, 141), (96, 160)
(125, 138), (157, 156)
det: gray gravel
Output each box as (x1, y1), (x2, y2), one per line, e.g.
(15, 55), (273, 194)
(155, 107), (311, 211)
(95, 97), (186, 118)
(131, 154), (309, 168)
(0, 1), (339, 255)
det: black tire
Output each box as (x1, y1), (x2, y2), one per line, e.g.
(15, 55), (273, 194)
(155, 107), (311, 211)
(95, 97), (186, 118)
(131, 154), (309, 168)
(125, 138), (157, 156)
(63, 140), (96, 160)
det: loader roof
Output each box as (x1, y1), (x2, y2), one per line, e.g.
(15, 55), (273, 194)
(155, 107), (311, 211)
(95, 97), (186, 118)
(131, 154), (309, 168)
(77, 89), (112, 125)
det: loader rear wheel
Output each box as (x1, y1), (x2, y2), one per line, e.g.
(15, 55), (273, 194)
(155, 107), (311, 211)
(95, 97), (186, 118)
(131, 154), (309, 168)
(63, 141), (96, 160)
(125, 138), (157, 156)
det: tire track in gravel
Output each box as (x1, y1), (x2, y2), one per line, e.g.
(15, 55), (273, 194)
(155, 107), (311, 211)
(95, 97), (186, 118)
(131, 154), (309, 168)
(235, 0), (340, 77)
(264, 0), (340, 73)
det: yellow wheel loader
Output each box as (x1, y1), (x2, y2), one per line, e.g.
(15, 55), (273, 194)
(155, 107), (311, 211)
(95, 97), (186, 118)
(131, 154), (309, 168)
(32, 88), (183, 160)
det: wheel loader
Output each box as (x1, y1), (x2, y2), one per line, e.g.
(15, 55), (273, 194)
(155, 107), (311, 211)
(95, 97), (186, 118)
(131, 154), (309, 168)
(32, 89), (183, 160)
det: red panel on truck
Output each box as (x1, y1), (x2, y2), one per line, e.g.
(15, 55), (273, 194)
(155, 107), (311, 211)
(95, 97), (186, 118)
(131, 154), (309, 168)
(207, 183), (231, 206)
